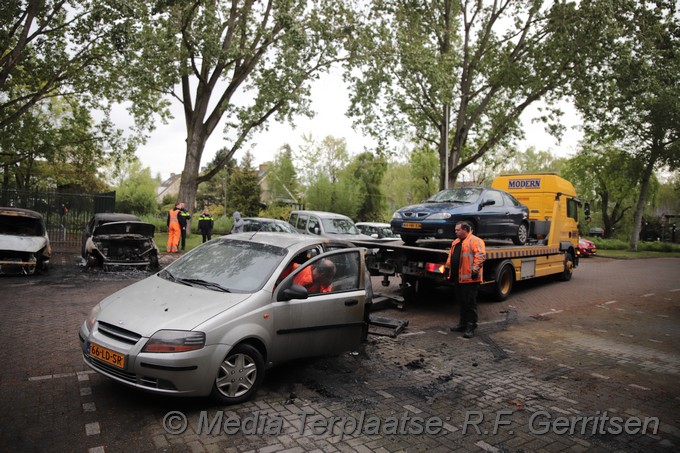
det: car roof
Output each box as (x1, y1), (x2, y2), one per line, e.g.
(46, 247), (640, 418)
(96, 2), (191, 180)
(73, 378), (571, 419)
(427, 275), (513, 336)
(291, 210), (352, 220)
(226, 231), (346, 248)
(91, 213), (142, 222)
(0, 207), (44, 219)
(243, 217), (287, 223)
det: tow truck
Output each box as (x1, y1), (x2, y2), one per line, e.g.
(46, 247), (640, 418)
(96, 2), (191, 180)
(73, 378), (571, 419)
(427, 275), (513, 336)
(356, 174), (581, 302)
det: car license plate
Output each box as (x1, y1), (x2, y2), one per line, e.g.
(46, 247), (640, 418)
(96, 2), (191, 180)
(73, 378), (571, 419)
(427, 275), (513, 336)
(402, 222), (422, 229)
(88, 342), (125, 369)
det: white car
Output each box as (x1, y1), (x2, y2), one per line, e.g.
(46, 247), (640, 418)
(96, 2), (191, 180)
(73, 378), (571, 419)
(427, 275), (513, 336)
(79, 233), (370, 404)
(355, 222), (400, 240)
(0, 207), (51, 275)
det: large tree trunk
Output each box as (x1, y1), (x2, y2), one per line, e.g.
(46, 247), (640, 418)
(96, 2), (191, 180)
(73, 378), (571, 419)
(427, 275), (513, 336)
(178, 129), (208, 235)
(629, 149), (659, 251)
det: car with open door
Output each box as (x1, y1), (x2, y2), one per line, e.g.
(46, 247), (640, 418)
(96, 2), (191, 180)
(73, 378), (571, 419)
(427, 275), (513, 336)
(79, 232), (370, 404)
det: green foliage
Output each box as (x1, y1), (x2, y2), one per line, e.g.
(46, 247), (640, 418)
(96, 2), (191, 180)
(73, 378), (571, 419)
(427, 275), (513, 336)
(343, 151), (388, 221)
(115, 160), (159, 215)
(569, 0), (680, 250)
(345, 1), (595, 187)
(226, 152), (262, 217)
(259, 205), (294, 221)
(264, 145), (299, 204)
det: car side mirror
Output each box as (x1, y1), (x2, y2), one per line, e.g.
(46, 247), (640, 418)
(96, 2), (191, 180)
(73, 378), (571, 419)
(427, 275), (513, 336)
(313, 227), (320, 235)
(371, 233), (379, 238)
(481, 199), (495, 208)
(277, 284), (309, 301)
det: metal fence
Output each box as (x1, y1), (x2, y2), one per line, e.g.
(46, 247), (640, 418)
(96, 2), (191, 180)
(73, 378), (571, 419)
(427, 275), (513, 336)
(1, 189), (116, 249)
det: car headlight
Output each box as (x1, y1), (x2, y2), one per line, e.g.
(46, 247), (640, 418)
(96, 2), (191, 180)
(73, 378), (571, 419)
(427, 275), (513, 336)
(86, 304), (101, 331)
(142, 330), (206, 353)
(427, 212), (452, 220)
(391, 211), (402, 219)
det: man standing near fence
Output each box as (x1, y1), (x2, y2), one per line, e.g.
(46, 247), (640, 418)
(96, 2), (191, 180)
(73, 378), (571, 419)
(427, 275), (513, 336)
(166, 202), (182, 253)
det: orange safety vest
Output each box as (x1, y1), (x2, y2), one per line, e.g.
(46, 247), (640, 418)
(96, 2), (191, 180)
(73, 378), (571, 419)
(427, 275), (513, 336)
(446, 233), (486, 283)
(168, 209), (179, 224)
(293, 266), (332, 294)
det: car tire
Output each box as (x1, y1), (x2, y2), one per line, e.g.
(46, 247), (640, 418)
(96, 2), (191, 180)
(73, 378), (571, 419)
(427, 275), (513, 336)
(512, 222), (529, 245)
(557, 252), (574, 281)
(211, 344), (265, 405)
(401, 235), (418, 245)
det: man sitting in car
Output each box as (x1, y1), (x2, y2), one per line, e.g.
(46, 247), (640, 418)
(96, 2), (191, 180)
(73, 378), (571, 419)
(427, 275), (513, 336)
(293, 259), (336, 294)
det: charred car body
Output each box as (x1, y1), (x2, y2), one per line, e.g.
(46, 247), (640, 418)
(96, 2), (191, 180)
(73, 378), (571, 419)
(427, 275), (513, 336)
(83, 213), (159, 270)
(0, 207), (51, 275)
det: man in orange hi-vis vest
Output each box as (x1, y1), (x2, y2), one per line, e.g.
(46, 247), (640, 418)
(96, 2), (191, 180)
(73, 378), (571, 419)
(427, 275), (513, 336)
(446, 221), (486, 338)
(166, 202), (183, 253)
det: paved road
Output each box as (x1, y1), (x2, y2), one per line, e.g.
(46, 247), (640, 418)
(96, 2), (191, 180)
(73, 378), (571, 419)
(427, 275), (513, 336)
(1, 253), (678, 452)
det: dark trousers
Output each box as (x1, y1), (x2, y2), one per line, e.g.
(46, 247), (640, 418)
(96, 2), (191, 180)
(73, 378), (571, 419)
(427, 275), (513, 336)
(454, 283), (480, 329)
(180, 229), (187, 250)
(201, 232), (212, 243)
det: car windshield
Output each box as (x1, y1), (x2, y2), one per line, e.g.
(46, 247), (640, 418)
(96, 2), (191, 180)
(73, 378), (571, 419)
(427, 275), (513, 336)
(162, 239), (287, 293)
(321, 218), (360, 234)
(379, 227), (397, 238)
(425, 188), (483, 203)
(0, 215), (44, 236)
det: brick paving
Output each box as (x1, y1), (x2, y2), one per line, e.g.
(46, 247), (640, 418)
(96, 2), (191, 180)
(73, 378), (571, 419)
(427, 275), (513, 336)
(0, 252), (678, 452)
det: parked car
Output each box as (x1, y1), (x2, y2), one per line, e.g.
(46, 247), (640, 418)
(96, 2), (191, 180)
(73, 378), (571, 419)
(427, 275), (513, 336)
(82, 213), (159, 270)
(0, 207), (51, 275)
(390, 187), (530, 245)
(587, 227), (605, 238)
(577, 237), (597, 257)
(355, 222), (400, 240)
(79, 233), (370, 404)
(288, 210), (374, 241)
(242, 217), (300, 234)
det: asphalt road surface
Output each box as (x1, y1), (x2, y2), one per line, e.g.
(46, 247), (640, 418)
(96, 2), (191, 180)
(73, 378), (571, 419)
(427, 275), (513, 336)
(1, 251), (678, 452)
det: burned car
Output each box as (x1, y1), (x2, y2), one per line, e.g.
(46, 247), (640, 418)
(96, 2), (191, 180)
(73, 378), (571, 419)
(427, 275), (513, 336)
(83, 213), (159, 270)
(0, 207), (51, 275)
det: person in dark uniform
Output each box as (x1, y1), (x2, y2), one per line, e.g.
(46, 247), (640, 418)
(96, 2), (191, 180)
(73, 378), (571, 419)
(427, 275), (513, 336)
(197, 209), (214, 243)
(178, 202), (191, 251)
(446, 221), (486, 338)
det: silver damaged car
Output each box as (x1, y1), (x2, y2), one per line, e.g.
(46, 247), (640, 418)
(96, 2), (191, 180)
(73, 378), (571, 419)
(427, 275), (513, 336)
(79, 233), (370, 404)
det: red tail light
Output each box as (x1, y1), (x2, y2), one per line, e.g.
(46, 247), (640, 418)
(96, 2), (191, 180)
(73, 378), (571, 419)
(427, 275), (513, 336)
(425, 263), (446, 274)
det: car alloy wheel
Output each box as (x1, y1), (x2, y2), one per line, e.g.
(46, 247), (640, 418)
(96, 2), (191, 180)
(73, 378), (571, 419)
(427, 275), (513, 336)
(211, 344), (265, 404)
(513, 222), (529, 245)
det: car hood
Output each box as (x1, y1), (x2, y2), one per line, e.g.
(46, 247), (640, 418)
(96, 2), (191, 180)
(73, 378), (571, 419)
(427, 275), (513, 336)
(397, 200), (470, 214)
(96, 275), (253, 336)
(93, 221), (155, 237)
(323, 233), (375, 241)
(0, 234), (48, 253)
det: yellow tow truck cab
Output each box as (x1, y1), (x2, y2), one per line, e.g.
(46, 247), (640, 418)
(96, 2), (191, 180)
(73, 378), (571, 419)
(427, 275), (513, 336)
(492, 173), (580, 250)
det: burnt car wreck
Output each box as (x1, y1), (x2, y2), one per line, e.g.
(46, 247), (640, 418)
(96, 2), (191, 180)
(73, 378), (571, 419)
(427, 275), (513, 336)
(83, 218), (159, 271)
(0, 207), (51, 275)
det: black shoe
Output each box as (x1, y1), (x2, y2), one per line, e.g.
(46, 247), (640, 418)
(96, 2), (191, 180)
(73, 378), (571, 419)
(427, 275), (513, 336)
(450, 324), (465, 332)
(463, 328), (475, 338)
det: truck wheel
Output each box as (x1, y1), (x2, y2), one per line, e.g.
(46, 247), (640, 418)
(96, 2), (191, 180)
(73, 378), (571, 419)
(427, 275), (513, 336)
(512, 222), (529, 245)
(490, 261), (514, 301)
(557, 252), (574, 281)
(211, 344), (265, 405)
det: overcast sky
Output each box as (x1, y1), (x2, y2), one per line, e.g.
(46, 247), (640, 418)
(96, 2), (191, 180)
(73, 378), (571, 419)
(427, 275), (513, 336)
(133, 70), (583, 182)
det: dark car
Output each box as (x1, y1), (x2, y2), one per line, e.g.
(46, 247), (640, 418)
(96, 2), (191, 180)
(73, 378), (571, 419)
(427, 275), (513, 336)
(82, 213), (159, 270)
(390, 187), (530, 245)
(242, 217), (301, 234)
(587, 227), (605, 238)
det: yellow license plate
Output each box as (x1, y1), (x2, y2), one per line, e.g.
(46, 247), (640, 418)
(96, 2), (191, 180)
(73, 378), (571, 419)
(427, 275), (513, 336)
(88, 342), (125, 369)
(402, 222), (422, 229)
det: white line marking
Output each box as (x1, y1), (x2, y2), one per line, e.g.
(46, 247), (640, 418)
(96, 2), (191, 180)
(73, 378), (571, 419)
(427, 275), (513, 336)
(641, 293), (655, 297)
(403, 404), (422, 414)
(528, 356), (545, 361)
(83, 402), (96, 412)
(475, 441), (500, 452)
(591, 373), (610, 380)
(604, 300), (618, 305)
(629, 384), (651, 391)
(85, 422), (101, 436)
(88, 447), (105, 453)
(437, 330), (449, 335)
(538, 310), (563, 316)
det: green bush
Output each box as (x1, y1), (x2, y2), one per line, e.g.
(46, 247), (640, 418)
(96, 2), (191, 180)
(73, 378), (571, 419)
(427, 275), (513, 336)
(591, 238), (628, 250)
